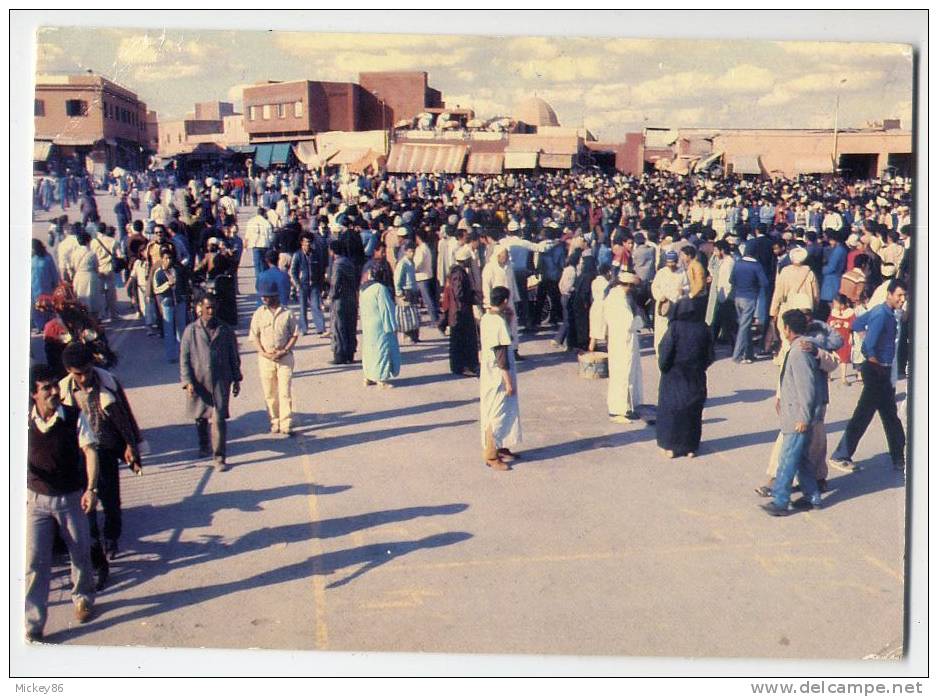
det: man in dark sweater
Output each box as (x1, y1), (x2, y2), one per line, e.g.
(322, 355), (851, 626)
(26, 364), (99, 642)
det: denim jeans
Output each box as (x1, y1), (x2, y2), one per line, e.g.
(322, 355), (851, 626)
(159, 297), (187, 362)
(298, 284), (325, 334)
(252, 247), (268, 281)
(417, 279), (439, 324)
(732, 296), (757, 362)
(553, 293), (572, 346)
(772, 431), (821, 508)
(26, 490), (95, 635)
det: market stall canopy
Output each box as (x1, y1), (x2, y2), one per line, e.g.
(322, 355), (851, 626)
(292, 141), (318, 166)
(346, 149), (386, 174)
(466, 152), (504, 175)
(732, 155), (763, 175)
(34, 141), (53, 161)
(254, 143), (274, 169)
(386, 143), (467, 173)
(694, 151), (723, 172)
(503, 152), (538, 170)
(466, 118), (485, 129)
(228, 144), (256, 155)
(538, 153), (573, 169)
(794, 157), (834, 174)
(331, 148), (371, 166)
(270, 142), (291, 166)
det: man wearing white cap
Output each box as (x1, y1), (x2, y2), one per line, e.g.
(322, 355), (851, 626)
(481, 243), (521, 357)
(604, 270), (644, 423)
(650, 250), (687, 356)
(501, 220), (553, 333)
(769, 246), (819, 361)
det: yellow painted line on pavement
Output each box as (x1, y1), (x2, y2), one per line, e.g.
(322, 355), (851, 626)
(376, 538), (839, 573)
(301, 449), (329, 650)
(863, 554), (904, 582)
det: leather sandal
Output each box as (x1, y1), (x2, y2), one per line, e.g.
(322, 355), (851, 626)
(754, 485), (773, 498)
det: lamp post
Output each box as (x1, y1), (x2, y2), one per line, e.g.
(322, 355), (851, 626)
(832, 77), (847, 173)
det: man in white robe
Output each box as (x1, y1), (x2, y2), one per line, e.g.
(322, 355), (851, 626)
(604, 271), (644, 424)
(650, 250), (687, 356)
(479, 286), (521, 471)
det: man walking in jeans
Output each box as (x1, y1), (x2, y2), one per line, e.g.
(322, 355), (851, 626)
(762, 310), (824, 516)
(829, 280), (908, 474)
(729, 240), (769, 364)
(26, 364), (99, 641)
(290, 234), (326, 335)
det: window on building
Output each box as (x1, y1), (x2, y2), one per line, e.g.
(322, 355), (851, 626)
(34, 99), (45, 117)
(178, 133), (182, 143)
(262, 104), (271, 120)
(278, 103), (286, 119)
(294, 101), (303, 117)
(249, 105), (257, 121)
(65, 99), (88, 117)
(105, 103), (111, 119)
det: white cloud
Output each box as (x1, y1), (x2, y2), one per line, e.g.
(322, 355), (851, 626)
(715, 64), (775, 93)
(633, 71), (710, 104)
(133, 62), (202, 83)
(603, 38), (657, 54)
(774, 41), (911, 60)
(505, 36), (561, 60)
(36, 41), (65, 70)
(514, 54), (602, 82)
(116, 34), (166, 65)
(275, 31), (465, 57)
(757, 87), (795, 107)
(784, 69), (884, 95)
(332, 49), (468, 75)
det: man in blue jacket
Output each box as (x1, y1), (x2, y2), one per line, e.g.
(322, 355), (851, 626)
(728, 240), (769, 364)
(829, 280), (908, 473)
(818, 229), (847, 321)
(290, 234), (326, 335)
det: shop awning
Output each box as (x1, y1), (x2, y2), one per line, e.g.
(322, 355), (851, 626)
(346, 149), (386, 174)
(694, 151), (723, 172)
(34, 141), (53, 161)
(228, 144), (256, 154)
(732, 155), (763, 175)
(292, 141), (319, 166)
(466, 152), (504, 175)
(331, 148), (371, 166)
(386, 143), (467, 173)
(503, 152), (538, 170)
(538, 153), (573, 169)
(254, 143), (274, 169)
(52, 137), (97, 147)
(794, 157), (834, 174)
(270, 142), (291, 165)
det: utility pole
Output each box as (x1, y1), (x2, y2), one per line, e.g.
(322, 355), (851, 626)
(832, 78), (847, 172)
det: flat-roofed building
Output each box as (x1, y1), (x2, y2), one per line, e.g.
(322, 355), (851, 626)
(34, 72), (149, 172)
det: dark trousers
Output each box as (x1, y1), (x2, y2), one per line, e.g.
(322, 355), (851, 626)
(534, 278), (562, 325)
(816, 300), (832, 322)
(87, 447), (122, 543)
(832, 362), (906, 465)
(197, 415), (227, 463)
(513, 270), (531, 330)
(897, 320), (910, 375)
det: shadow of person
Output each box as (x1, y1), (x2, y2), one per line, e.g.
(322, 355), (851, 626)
(49, 532), (473, 643)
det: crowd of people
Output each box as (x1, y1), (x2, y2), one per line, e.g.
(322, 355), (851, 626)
(26, 163), (913, 641)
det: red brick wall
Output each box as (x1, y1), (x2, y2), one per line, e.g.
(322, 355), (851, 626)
(617, 133), (644, 175)
(359, 72), (431, 123)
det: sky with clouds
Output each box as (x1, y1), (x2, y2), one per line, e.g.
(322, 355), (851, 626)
(35, 27), (913, 141)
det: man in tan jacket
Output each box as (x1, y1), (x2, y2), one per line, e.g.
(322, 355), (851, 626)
(681, 245), (707, 320)
(769, 246), (819, 362)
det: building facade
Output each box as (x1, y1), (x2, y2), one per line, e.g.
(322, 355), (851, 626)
(34, 72), (149, 173)
(358, 71), (442, 125)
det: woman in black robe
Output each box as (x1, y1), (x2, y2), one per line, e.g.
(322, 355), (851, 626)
(567, 254), (597, 352)
(656, 297), (715, 458)
(443, 257), (480, 377)
(328, 240), (360, 365)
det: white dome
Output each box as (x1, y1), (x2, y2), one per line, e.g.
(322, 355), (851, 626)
(514, 96), (560, 127)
